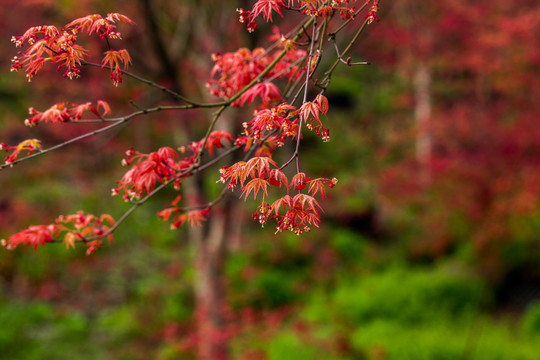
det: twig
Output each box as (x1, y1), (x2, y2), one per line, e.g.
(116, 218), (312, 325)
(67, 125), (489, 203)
(0, 104), (194, 169)
(280, 16), (319, 173)
(329, 33), (370, 66)
(319, 17), (370, 89)
(83, 61), (202, 106)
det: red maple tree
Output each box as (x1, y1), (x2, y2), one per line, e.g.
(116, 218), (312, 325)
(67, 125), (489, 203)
(1, 1), (383, 358)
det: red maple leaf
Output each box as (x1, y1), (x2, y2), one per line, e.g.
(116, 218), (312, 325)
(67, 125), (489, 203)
(251, 0), (285, 22)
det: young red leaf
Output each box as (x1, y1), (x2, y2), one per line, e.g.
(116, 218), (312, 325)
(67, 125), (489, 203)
(291, 172), (309, 190)
(268, 168), (289, 188)
(242, 178), (270, 200)
(1, 224), (58, 250)
(251, 0), (285, 22)
(237, 82), (282, 107)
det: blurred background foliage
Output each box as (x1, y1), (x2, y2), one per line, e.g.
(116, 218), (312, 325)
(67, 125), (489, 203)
(1, 0), (540, 359)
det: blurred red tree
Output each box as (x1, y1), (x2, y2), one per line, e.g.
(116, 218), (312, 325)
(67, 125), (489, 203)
(370, 0), (540, 280)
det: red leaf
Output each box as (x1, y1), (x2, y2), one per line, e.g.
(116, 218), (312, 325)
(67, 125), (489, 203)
(251, 0), (285, 22)
(242, 178), (270, 200)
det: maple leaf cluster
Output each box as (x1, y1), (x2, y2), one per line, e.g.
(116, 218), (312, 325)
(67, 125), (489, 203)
(207, 47), (306, 106)
(237, 0), (360, 33)
(112, 130), (235, 230)
(10, 13), (134, 84)
(25, 101), (111, 127)
(1, 211), (115, 255)
(0, 101), (111, 165)
(0, 139), (42, 165)
(233, 93), (331, 161)
(113, 130), (234, 201)
(157, 196), (210, 230)
(113, 146), (183, 201)
(364, 0), (380, 24)
(218, 157), (337, 235)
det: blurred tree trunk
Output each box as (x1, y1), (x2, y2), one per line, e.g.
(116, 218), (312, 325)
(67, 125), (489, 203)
(192, 201), (231, 360)
(137, 1), (244, 357)
(178, 136), (237, 360)
(414, 62), (432, 185)
(188, 113), (241, 359)
(393, 0), (434, 186)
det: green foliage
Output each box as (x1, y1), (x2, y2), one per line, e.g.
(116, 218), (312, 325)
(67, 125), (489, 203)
(306, 266), (485, 326)
(96, 306), (140, 343)
(330, 228), (368, 264)
(253, 270), (299, 307)
(226, 231), (317, 309)
(267, 332), (319, 360)
(350, 319), (539, 360)
(0, 300), (104, 360)
(522, 301), (540, 337)
(294, 265), (540, 360)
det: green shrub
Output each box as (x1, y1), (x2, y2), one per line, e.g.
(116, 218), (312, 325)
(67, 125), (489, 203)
(522, 300), (540, 336)
(301, 265), (540, 360)
(331, 266), (485, 325)
(0, 300), (102, 360)
(351, 319), (539, 360)
(267, 332), (321, 360)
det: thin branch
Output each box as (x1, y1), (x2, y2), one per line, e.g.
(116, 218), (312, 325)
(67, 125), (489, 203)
(265, 56), (306, 83)
(281, 5), (375, 170)
(280, 16), (319, 172)
(329, 33), (370, 66)
(297, 16), (319, 174)
(319, 17), (370, 89)
(104, 36), (112, 51)
(0, 104), (194, 169)
(196, 105), (228, 164)
(330, 1), (371, 36)
(83, 61), (202, 106)
(284, 74), (307, 105)
(1, 120), (128, 169)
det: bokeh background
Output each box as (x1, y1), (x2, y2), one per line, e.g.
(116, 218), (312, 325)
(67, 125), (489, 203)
(1, 1), (540, 359)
